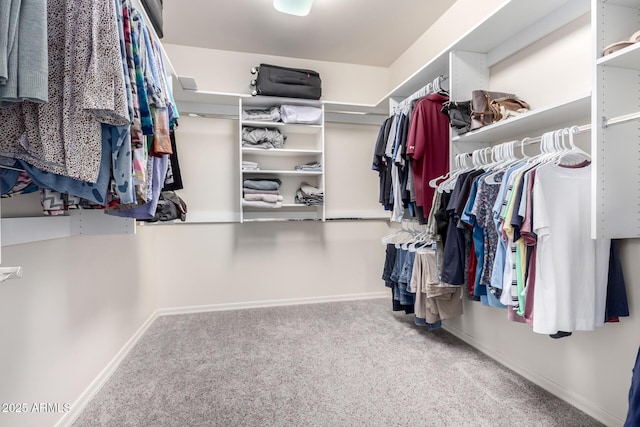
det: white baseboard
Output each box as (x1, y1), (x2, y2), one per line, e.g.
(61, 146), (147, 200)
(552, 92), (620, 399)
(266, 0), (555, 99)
(55, 311), (159, 427)
(442, 324), (624, 427)
(157, 291), (389, 316)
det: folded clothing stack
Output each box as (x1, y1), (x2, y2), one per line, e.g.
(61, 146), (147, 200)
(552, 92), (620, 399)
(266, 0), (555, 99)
(294, 161), (322, 172)
(242, 179), (283, 208)
(242, 107), (281, 122)
(242, 127), (286, 149)
(242, 160), (260, 171)
(280, 105), (322, 125)
(295, 182), (323, 206)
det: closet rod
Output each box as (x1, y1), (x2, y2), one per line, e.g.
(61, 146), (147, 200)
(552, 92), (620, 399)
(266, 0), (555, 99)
(515, 123), (591, 146)
(603, 111), (640, 128)
(395, 75), (448, 111)
(0, 164), (25, 172)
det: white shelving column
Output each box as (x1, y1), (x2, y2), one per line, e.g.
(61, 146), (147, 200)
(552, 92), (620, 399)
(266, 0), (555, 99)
(448, 51), (492, 166)
(592, 0), (640, 238)
(239, 97), (326, 222)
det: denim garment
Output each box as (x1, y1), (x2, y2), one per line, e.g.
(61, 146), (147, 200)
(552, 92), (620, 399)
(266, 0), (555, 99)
(107, 155), (168, 219)
(18, 123), (120, 205)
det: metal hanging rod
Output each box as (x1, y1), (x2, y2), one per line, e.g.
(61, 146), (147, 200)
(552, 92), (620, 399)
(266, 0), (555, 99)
(514, 123), (592, 145)
(602, 111), (640, 128)
(0, 164), (25, 172)
(394, 75), (448, 112)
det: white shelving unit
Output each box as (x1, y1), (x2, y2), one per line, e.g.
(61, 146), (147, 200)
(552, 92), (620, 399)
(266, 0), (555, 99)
(442, 1), (593, 169)
(239, 96), (325, 223)
(163, 0), (640, 239)
(592, 0), (640, 238)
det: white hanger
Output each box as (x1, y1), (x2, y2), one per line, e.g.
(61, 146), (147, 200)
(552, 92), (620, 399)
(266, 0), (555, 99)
(439, 152), (473, 193)
(484, 140), (521, 184)
(555, 126), (590, 166)
(381, 221), (409, 245)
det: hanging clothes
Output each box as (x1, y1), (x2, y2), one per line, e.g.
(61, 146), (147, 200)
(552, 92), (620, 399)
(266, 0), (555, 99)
(531, 163), (610, 334)
(405, 92), (449, 222)
(625, 346), (640, 427)
(0, 0), (48, 104)
(0, 0), (130, 183)
(394, 128), (631, 336)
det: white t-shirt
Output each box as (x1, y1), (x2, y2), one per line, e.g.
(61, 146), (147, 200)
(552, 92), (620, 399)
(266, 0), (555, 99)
(532, 163), (610, 334)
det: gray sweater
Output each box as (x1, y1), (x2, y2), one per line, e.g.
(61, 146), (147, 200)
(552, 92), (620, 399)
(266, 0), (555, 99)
(0, 0), (48, 103)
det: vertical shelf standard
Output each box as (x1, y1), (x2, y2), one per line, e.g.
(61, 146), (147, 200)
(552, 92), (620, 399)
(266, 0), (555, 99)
(592, 0), (640, 238)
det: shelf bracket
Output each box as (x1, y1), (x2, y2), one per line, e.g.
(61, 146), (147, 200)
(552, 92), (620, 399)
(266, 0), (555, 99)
(0, 266), (22, 283)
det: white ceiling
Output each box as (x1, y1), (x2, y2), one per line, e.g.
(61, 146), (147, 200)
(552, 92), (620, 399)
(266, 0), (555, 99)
(162, 0), (457, 67)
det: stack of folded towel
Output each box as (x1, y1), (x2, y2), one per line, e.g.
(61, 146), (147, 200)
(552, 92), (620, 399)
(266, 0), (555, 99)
(242, 160), (260, 171)
(242, 107), (281, 122)
(242, 179), (283, 208)
(295, 182), (323, 206)
(242, 127), (286, 149)
(294, 161), (322, 172)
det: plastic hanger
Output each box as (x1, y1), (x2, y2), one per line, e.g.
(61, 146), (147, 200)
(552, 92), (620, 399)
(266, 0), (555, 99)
(484, 140), (520, 184)
(555, 126), (590, 166)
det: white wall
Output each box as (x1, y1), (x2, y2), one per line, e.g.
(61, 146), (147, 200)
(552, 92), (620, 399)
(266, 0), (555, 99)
(153, 220), (391, 310)
(154, 116), (390, 310)
(489, 13), (592, 109)
(0, 229), (157, 427)
(164, 44), (390, 105)
(388, 0), (504, 92)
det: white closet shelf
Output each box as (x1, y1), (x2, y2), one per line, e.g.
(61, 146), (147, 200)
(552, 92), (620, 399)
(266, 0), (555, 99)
(242, 170), (322, 176)
(242, 121), (323, 134)
(241, 218), (321, 223)
(451, 93), (591, 144)
(596, 42), (640, 70)
(241, 148), (322, 156)
(173, 89), (247, 106)
(383, 0), (588, 102)
(1, 211), (135, 246)
(605, 0), (640, 7)
(243, 96), (322, 108)
(281, 203), (322, 208)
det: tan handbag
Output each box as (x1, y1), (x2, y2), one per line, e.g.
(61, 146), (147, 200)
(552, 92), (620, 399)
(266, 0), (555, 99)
(470, 90), (515, 130)
(489, 97), (530, 121)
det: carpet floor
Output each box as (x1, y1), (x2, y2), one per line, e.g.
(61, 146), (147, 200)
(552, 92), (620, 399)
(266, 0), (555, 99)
(72, 298), (603, 427)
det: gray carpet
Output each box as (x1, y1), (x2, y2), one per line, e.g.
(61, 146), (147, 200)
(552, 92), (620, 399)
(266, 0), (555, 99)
(73, 298), (603, 427)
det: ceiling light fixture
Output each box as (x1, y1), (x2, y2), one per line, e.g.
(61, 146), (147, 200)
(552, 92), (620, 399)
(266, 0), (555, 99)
(273, 0), (313, 16)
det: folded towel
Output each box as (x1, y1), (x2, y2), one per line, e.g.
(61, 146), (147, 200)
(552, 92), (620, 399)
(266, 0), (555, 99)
(242, 188), (281, 195)
(280, 105), (322, 125)
(242, 107), (281, 122)
(243, 179), (282, 191)
(244, 194), (283, 203)
(300, 182), (323, 196)
(295, 161), (322, 171)
(242, 127), (286, 149)
(242, 200), (283, 209)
